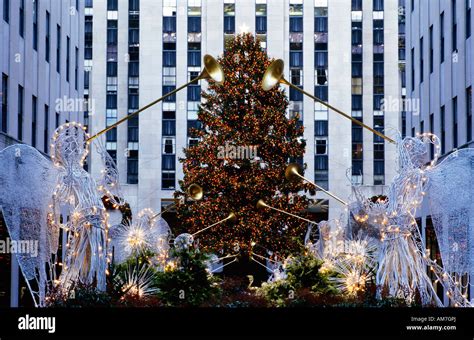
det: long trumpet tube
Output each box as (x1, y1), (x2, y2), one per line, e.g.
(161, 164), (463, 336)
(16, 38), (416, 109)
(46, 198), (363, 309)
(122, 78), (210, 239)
(282, 78), (395, 144)
(294, 172), (347, 205)
(257, 199), (317, 225)
(192, 212), (236, 236)
(87, 78), (199, 142)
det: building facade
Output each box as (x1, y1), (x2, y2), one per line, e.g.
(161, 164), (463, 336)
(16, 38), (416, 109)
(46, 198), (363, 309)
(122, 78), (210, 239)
(0, 0), (84, 306)
(88, 0), (402, 222)
(406, 0), (473, 303)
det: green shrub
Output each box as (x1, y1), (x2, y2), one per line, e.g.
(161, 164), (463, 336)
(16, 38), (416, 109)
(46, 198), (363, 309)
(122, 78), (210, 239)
(153, 248), (220, 307)
(256, 251), (339, 307)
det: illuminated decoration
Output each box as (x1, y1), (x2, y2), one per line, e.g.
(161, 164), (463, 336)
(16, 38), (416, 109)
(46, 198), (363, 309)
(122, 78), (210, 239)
(96, 139), (126, 209)
(261, 59), (395, 144)
(48, 122), (110, 292)
(87, 55), (224, 142)
(0, 122), (128, 306)
(173, 233), (194, 251)
(112, 208), (171, 265)
(348, 133), (472, 306)
(0, 144), (60, 307)
(117, 264), (158, 299)
(175, 33), (314, 255)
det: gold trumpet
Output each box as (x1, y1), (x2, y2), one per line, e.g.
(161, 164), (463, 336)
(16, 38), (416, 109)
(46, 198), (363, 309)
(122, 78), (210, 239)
(151, 183), (204, 220)
(256, 199), (318, 225)
(261, 59), (395, 144)
(192, 212), (237, 236)
(285, 163), (347, 205)
(87, 55), (224, 142)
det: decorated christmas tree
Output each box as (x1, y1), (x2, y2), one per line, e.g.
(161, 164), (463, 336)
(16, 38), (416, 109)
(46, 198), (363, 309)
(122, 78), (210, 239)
(175, 34), (313, 256)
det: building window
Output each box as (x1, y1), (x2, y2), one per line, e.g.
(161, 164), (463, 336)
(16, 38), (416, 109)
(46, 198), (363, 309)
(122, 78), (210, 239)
(315, 120), (328, 136)
(32, 96), (37, 147)
(33, 0), (38, 50)
(162, 155), (176, 170)
(3, 0), (9, 23)
(107, 0), (118, 11)
(290, 52), (303, 67)
(162, 171), (176, 190)
(19, 0), (24, 37)
(315, 155), (328, 190)
(188, 0), (201, 16)
(374, 161), (385, 185)
(429, 113), (434, 158)
(66, 37), (70, 82)
(411, 47), (415, 90)
(18, 85), (24, 141)
(46, 11), (50, 62)
(429, 25), (433, 73)
(224, 1), (235, 34)
(107, 20), (118, 44)
(127, 150), (139, 184)
(75, 47), (79, 90)
(468, 87), (473, 142)
(1, 73), (7, 133)
(56, 25), (61, 73)
(315, 138), (328, 155)
(44, 105), (49, 153)
(163, 51), (176, 67)
(467, 0), (472, 38)
(129, 0), (139, 11)
(440, 12), (445, 63)
(352, 0), (362, 11)
(85, 15), (93, 59)
(452, 0), (457, 51)
(419, 36), (424, 83)
(441, 105), (446, 153)
(373, 0), (384, 11)
(453, 96), (458, 148)
(256, 0), (267, 33)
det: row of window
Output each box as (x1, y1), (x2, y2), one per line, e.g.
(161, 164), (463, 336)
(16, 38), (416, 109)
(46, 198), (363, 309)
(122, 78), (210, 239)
(1, 73), (60, 152)
(105, 1), (119, 164)
(313, 2), (329, 190)
(414, 88), (473, 157)
(161, 1), (179, 189)
(3, 0), (78, 89)
(412, 2), (472, 90)
(126, 3), (140, 184)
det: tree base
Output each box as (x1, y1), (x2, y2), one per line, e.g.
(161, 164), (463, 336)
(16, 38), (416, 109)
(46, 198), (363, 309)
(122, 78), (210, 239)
(221, 255), (269, 286)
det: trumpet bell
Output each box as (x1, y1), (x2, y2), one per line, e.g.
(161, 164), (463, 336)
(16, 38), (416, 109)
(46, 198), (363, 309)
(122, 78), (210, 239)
(227, 212), (237, 224)
(187, 183), (203, 201)
(285, 163), (303, 182)
(261, 59), (285, 91)
(256, 199), (268, 210)
(201, 54), (224, 84)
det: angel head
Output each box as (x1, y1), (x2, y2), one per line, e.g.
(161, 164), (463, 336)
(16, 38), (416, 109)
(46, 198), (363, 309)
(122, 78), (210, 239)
(399, 136), (428, 169)
(399, 134), (441, 170)
(51, 122), (90, 168)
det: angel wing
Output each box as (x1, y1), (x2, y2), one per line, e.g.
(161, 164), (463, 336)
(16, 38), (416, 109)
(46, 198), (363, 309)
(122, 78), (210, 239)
(0, 145), (60, 306)
(427, 148), (474, 276)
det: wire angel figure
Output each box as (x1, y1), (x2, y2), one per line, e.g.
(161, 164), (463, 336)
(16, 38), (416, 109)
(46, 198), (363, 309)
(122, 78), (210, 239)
(48, 122), (112, 291)
(350, 133), (471, 306)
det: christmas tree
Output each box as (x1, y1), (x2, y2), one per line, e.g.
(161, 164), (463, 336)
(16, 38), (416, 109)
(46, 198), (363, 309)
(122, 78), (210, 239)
(175, 34), (313, 256)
